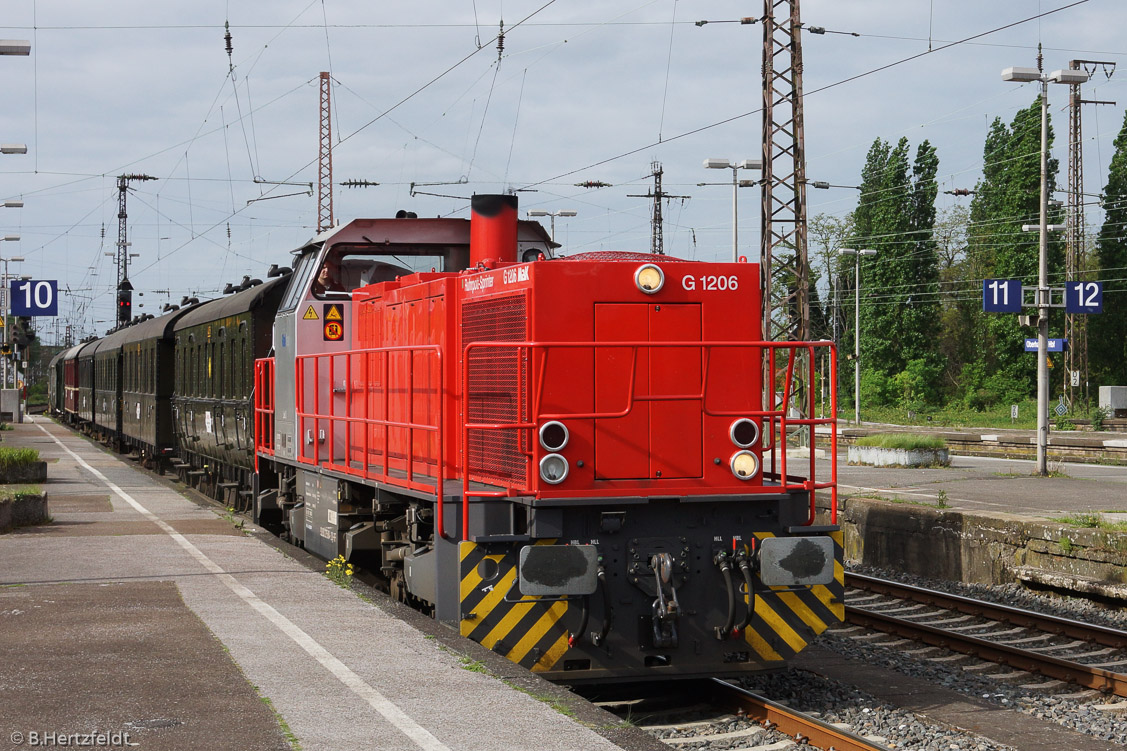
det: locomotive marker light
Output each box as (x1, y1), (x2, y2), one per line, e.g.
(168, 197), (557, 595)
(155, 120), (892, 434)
(729, 418), (760, 449)
(634, 263), (665, 294)
(539, 453), (569, 484)
(538, 420), (569, 452)
(729, 450), (760, 480)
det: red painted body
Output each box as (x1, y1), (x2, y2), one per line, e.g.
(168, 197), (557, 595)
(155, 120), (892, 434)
(257, 205), (838, 542)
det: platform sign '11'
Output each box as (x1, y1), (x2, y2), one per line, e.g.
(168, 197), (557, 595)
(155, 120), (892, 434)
(982, 279), (1022, 313)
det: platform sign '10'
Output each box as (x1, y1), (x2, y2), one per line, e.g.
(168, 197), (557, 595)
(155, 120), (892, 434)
(10, 280), (58, 316)
(982, 279), (1022, 313)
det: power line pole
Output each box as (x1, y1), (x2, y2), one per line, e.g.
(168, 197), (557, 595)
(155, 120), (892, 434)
(116, 174), (157, 325)
(1065, 58), (1114, 411)
(627, 160), (689, 255)
(318, 71), (334, 233)
(761, 0), (810, 346)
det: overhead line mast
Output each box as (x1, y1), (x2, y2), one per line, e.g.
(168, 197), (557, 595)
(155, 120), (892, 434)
(627, 160), (690, 256)
(116, 174), (157, 325)
(761, 0), (810, 346)
(318, 71), (334, 233)
(1065, 58), (1115, 411)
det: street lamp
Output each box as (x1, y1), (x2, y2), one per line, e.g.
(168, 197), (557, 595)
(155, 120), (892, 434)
(3, 201), (23, 209)
(703, 159), (763, 262)
(0, 249), (23, 389)
(0, 40), (31, 56)
(0, 145), (27, 155)
(1002, 62), (1089, 476)
(837, 248), (877, 425)
(527, 209), (577, 243)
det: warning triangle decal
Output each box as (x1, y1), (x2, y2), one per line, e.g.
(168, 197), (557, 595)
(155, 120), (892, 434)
(325, 304), (343, 321)
(302, 305), (319, 320)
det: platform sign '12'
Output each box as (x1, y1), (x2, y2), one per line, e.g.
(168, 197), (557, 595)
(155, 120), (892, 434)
(1065, 281), (1103, 314)
(10, 280), (58, 316)
(982, 279), (1022, 313)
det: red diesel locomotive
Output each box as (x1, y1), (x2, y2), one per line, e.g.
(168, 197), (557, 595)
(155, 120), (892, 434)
(252, 194), (842, 681)
(51, 193), (841, 682)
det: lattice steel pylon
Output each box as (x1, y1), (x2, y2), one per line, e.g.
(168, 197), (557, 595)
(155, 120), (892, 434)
(761, 0), (810, 345)
(1065, 59), (1114, 410)
(317, 71), (334, 233)
(626, 160), (690, 255)
(760, 0), (811, 427)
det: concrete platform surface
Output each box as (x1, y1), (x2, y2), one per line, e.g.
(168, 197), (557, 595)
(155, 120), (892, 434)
(816, 452), (1127, 518)
(1, 418), (662, 751)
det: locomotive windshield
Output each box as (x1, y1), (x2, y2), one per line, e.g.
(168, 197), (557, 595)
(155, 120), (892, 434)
(310, 242), (464, 300)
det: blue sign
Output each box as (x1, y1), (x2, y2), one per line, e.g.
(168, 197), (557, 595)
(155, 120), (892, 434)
(983, 279), (1022, 312)
(10, 280), (58, 316)
(1024, 338), (1067, 352)
(1065, 280), (1103, 314)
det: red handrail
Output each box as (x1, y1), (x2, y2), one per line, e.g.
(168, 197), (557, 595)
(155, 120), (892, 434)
(253, 358), (276, 473)
(294, 345), (450, 539)
(461, 339), (838, 541)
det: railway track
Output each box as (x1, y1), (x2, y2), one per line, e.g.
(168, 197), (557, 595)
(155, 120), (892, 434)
(595, 678), (892, 751)
(844, 571), (1127, 696)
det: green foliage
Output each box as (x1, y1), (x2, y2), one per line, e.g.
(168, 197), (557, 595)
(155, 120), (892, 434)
(324, 555), (354, 587)
(966, 98), (1064, 401)
(1059, 536), (1074, 554)
(0, 447), (39, 470)
(854, 433), (947, 450)
(848, 137), (942, 388)
(1090, 108), (1127, 385)
(1051, 513), (1102, 528)
(1091, 406), (1110, 432)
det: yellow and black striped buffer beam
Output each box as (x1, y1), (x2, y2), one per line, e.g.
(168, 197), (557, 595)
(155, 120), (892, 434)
(459, 541), (571, 672)
(742, 531), (845, 662)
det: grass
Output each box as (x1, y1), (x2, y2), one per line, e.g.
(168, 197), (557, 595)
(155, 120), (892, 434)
(1050, 512), (1127, 532)
(1059, 536), (1074, 554)
(854, 433), (947, 450)
(257, 692), (302, 751)
(0, 484), (41, 499)
(861, 401), (1041, 430)
(0, 447), (39, 470)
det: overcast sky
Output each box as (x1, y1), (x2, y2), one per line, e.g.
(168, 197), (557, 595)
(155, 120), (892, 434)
(3, 0), (1124, 342)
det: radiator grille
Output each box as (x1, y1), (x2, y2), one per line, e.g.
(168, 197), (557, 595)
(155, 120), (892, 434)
(463, 292), (529, 487)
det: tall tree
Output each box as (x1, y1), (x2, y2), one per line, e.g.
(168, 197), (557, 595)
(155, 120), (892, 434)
(1090, 108), (1127, 386)
(966, 97), (1063, 403)
(847, 137), (942, 403)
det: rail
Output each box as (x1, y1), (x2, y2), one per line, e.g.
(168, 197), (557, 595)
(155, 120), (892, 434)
(461, 339), (837, 541)
(294, 345), (448, 538)
(703, 678), (893, 751)
(846, 573), (1127, 696)
(253, 357), (275, 472)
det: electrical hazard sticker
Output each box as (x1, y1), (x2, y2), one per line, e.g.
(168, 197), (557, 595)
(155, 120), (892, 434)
(302, 305), (319, 320)
(324, 321), (344, 341)
(324, 303), (343, 322)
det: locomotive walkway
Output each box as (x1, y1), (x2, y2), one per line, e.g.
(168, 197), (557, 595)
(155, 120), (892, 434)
(0, 417), (663, 751)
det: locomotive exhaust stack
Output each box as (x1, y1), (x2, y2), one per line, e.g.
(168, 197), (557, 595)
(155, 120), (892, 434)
(470, 193), (519, 268)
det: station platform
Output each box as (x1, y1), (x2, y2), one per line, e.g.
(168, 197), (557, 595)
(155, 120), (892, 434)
(1, 417), (663, 751)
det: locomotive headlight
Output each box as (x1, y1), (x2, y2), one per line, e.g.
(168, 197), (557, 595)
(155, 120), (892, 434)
(729, 450), (760, 480)
(729, 418), (760, 448)
(540, 453), (569, 484)
(634, 263), (664, 294)
(539, 421), (569, 452)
